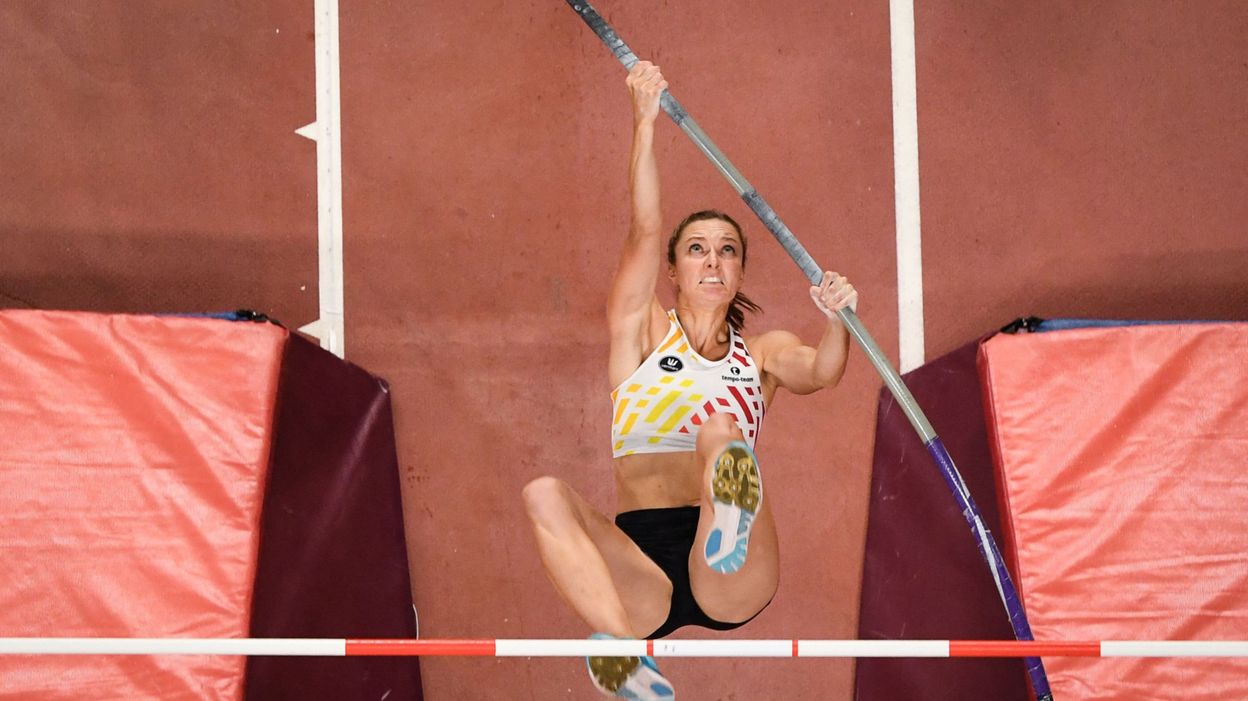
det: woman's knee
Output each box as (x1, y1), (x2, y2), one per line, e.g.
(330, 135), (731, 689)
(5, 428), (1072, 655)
(519, 473), (581, 528)
(696, 412), (744, 454)
(522, 476), (570, 523)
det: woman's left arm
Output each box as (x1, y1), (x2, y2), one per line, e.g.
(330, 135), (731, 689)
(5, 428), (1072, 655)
(757, 271), (857, 396)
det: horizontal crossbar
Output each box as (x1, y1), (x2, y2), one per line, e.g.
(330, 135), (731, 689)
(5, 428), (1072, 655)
(1, 639), (1246, 658)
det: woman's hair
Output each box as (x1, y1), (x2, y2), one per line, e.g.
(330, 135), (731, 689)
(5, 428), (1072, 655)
(667, 210), (763, 331)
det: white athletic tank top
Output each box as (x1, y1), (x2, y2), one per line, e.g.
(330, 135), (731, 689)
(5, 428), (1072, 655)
(610, 310), (765, 457)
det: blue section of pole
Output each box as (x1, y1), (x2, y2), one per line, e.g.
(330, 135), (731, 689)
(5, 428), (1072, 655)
(925, 438), (1052, 700)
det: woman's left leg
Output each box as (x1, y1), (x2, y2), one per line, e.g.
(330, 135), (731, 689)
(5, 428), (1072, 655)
(686, 412), (780, 624)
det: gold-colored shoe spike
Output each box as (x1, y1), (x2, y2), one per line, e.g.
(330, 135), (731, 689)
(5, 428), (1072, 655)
(711, 445), (761, 514)
(588, 655), (640, 693)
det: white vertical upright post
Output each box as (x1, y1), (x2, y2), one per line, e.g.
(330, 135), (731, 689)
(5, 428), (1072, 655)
(297, 0), (346, 358)
(889, 0), (924, 373)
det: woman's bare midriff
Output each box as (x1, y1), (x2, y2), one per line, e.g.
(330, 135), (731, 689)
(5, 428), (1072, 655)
(612, 451), (707, 514)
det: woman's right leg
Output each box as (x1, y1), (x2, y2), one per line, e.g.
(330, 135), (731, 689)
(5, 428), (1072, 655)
(522, 476), (673, 639)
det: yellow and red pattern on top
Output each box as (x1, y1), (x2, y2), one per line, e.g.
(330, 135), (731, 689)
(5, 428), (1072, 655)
(611, 311), (764, 457)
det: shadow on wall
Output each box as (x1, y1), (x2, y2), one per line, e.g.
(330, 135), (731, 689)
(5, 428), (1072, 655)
(1011, 248), (1248, 323)
(2, 227), (317, 323)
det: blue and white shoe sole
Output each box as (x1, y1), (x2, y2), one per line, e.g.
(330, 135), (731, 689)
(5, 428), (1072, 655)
(703, 441), (762, 574)
(586, 634), (675, 700)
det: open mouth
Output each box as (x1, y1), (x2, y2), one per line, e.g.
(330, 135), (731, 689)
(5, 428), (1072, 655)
(700, 277), (723, 285)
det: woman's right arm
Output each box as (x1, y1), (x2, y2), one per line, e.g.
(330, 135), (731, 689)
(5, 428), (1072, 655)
(607, 61), (669, 384)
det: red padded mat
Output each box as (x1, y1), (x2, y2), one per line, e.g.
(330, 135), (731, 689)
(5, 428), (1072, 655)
(980, 323), (1248, 700)
(0, 311), (285, 700)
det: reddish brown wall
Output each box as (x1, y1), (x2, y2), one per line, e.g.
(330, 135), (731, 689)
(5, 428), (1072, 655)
(916, 1), (1248, 357)
(1, 2), (317, 322)
(3, 2), (1246, 700)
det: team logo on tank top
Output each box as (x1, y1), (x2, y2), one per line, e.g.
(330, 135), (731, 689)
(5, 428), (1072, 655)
(658, 356), (683, 373)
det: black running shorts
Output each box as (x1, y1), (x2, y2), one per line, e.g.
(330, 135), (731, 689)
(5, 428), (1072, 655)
(614, 505), (769, 639)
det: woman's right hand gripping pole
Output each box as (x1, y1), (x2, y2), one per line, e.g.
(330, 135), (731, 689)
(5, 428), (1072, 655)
(627, 61), (667, 126)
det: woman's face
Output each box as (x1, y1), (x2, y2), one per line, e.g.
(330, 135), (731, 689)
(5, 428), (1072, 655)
(668, 218), (744, 304)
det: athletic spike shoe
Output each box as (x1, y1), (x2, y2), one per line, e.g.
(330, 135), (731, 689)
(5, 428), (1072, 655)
(703, 441), (763, 574)
(586, 634), (675, 700)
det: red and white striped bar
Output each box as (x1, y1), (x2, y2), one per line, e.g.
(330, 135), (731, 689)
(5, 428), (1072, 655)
(1, 639), (1247, 658)
(0, 639), (346, 656)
